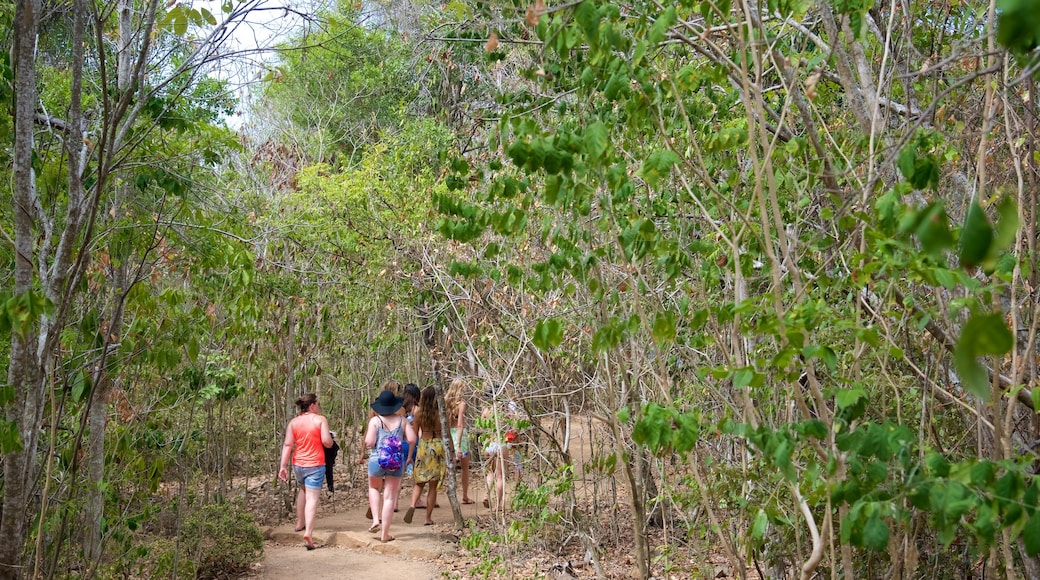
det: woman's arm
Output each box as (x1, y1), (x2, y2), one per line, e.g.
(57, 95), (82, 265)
(278, 420), (296, 481)
(363, 417), (378, 449)
(405, 420), (417, 446)
(320, 416), (333, 448)
(456, 401), (467, 434)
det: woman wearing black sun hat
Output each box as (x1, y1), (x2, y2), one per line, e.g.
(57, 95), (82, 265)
(363, 389), (416, 543)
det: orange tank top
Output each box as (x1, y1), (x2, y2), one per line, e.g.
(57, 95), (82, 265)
(290, 414), (325, 468)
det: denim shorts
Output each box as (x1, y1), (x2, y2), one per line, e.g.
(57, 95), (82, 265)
(293, 465), (326, 490)
(368, 454), (404, 478)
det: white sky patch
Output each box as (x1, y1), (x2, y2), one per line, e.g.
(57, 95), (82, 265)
(190, 0), (333, 129)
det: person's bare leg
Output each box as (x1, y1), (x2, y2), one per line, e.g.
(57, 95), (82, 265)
(380, 476), (402, 541)
(404, 481), (422, 523)
(367, 476), (383, 528)
(461, 455), (472, 502)
(425, 481), (438, 524)
(411, 481), (425, 508)
(484, 456), (495, 507)
(494, 453), (505, 510)
(295, 487), (306, 531)
(303, 486), (320, 546)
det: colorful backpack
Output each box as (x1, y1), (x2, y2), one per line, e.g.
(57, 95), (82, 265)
(377, 421), (404, 471)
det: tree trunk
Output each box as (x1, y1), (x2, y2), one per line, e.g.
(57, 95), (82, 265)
(0, 1), (44, 578)
(82, 0), (136, 561)
(83, 390), (108, 563)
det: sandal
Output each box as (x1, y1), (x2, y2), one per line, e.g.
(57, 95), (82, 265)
(367, 523), (381, 533)
(403, 507), (415, 524)
(380, 535), (396, 543)
(303, 536), (316, 550)
(462, 499), (475, 505)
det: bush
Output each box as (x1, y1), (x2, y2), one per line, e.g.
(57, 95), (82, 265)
(180, 501), (263, 579)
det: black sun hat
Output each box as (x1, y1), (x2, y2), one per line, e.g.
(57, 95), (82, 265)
(370, 390), (403, 415)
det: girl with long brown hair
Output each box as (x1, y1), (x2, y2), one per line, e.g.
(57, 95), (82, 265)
(404, 386), (448, 525)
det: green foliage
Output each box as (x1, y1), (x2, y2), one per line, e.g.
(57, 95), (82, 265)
(262, 4), (422, 164)
(532, 317), (564, 351)
(0, 414), (21, 453)
(178, 502), (264, 579)
(953, 311), (1014, 398)
(997, 0), (1040, 63)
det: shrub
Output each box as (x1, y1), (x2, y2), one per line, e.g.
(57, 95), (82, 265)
(180, 501), (263, 579)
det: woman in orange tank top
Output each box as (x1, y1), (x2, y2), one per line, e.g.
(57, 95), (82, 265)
(278, 393), (333, 550)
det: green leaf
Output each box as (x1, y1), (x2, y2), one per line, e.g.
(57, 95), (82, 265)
(820, 346), (837, 372)
(638, 149), (680, 189)
(1023, 511), (1040, 556)
(970, 460), (996, 485)
(733, 367), (755, 389)
(926, 452), (951, 477)
(574, 0), (600, 45)
(997, 0), (1040, 55)
(964, 312), (1014, 356)
(875, 188), (901, 233)
(174, 11), (188, 36)
(959, 201), (993, 269)
(862, 512), (890, 551)
(835, 387), (866, 410)
(616, 406), (630, 424)
(955, 312), (1012, 398)
(991, 197), (1019, 251)
(585, 122), (609, 160)
(648, 6), (677, 45)
(915, 202), (954, 256)
(751, 510), (769, 539)
(603, 71), (630, 100)
(533, 318), (564, 351)
(897, 146), (917, 182)
(954, 346), (989, 398)
(71, 370), (91, 404)
(0, 418), (23, 453)
(651, 312), (676, 345)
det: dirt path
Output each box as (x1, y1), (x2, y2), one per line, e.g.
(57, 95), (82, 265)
(253, 480), (490, 579)
(252, 418), (600, 579)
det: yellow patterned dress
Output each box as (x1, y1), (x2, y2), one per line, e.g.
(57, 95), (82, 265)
(413, 437), (447, 484)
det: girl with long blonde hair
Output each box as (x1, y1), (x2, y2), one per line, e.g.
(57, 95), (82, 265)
(445, 378), (474, 504)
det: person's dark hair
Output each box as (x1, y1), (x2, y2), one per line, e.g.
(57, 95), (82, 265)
(295, 393), (318, 413)
(402, 383), (421, 413)
(414, 386), (441, 437)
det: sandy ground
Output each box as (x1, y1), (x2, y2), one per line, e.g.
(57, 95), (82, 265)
(252, 417), (602, 579)
(252, 478), (492, 580)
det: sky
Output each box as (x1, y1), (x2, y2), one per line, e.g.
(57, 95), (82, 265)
(194, 0), (333, 129)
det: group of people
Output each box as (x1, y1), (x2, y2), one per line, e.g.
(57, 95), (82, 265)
(279, 378), (518, 549)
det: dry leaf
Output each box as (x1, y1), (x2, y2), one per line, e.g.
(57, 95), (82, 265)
(525, 0), (545, 26)
(485, 31), (499, 52)
(804, 69), (822, 101)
